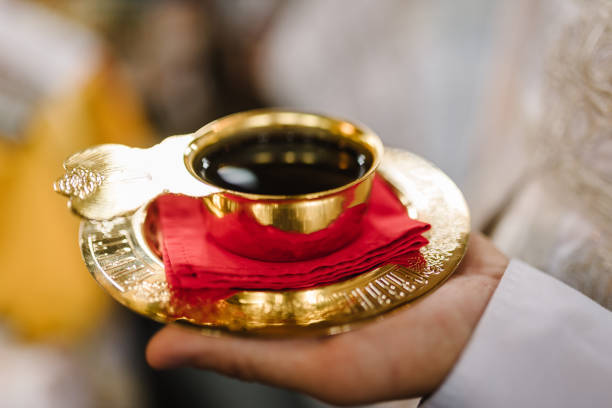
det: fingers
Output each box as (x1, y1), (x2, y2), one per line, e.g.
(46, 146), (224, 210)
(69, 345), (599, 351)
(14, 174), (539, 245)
(144, 234), (506, 405)
(146, 324), (309, 375)
(146, 323), (404, 405)
(147, 325), (335, 397)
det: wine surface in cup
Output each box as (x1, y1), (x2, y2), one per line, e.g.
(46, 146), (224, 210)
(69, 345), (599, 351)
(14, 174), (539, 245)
(194, 128), (373, 195)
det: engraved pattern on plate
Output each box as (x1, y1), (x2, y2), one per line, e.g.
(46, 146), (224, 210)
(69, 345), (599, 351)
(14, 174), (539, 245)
(79, 148), (469, 335)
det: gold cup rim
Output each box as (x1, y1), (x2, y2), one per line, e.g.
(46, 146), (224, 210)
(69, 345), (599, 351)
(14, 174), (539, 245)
(183, 109), (384, 200)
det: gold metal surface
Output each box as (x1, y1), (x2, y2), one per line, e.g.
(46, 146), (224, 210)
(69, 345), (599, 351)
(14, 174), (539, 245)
(55, 110), (383, 219)
(57, 109), (383, 261)
(204, 176), (373, 234)
(248, 194), (347, 233)
(182, 110), (383, 201)
(79, 148), (470, 336)
(54, 135), (222, 220)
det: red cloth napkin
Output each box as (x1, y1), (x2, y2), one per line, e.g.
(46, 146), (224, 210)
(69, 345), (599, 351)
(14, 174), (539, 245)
(157, 175), (430, 300)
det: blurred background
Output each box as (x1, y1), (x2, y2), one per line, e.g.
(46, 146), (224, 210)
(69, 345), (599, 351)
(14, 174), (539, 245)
(0, 0), (610, 407)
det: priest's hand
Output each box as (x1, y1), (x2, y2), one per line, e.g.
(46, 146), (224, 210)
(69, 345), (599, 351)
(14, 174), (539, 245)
(146, 233), (508, 405)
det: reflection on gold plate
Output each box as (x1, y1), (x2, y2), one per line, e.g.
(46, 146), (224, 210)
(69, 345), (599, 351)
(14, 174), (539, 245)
(79, 148), (470, 336)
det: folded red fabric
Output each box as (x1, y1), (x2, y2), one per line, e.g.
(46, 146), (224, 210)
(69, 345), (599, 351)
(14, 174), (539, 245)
(158, 175), (430, 299)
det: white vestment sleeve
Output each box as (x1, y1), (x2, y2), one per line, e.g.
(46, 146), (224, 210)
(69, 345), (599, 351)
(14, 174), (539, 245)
(422, 259), (612, 408)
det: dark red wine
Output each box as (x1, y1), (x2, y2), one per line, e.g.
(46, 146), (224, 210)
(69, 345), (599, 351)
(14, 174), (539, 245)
(194, 128), (372, 195)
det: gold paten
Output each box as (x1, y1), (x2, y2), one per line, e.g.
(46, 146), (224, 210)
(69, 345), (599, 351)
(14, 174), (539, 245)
(79, 148), (470, 336)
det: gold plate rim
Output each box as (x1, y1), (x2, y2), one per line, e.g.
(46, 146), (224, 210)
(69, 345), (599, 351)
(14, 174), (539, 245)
(79, 148), (470, 337)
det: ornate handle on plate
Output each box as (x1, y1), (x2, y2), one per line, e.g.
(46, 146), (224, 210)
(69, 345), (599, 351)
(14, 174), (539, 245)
(54, 134), (222, 220)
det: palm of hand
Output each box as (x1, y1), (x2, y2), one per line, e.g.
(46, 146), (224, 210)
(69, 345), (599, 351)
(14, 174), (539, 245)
(147, 233), (508, 405)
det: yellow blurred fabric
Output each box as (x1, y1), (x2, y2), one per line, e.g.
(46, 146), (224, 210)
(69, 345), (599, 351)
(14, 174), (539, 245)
(0, 57), (154, 342)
